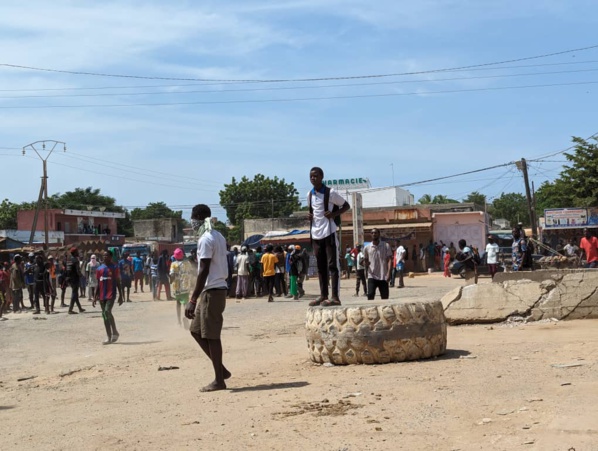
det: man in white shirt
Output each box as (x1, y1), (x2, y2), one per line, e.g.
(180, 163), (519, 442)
(353, 244), (366, 297)
(186, 204), (231, 392)
(485, 235), (500, 279)
(395, 240), (406, 288)
(563, 238), (579, 257)
(307, 167), (350, 307)
(364, 228), (393, 300)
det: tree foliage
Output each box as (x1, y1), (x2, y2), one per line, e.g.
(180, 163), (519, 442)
(463, 191), (487, 206)
(131, 202), (182, 220)
(0, 199), (19, 229)
(417, 194), (458, 204)
(219, 174), (300, 227)
(535, 136), (598, 212)
(491, 192), (529, 226)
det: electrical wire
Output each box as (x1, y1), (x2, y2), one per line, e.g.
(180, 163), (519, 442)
(2, 44), (597, 82)
(4, 59), (598, 93)
(3, 67), (598, 100)
(1, 80), (597, 109)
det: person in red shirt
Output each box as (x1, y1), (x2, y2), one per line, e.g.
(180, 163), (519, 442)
(579, 228), (598, 268)
(93, 250), (124, 345)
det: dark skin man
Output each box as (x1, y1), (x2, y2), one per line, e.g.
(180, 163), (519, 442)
(185, 206), (231, 392)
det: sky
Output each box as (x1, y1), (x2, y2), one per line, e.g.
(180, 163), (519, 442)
(1, 0), (597, 222)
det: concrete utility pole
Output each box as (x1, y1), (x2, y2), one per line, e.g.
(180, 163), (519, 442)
(516, 158), (538, 238)
(23, 140), (67, 249)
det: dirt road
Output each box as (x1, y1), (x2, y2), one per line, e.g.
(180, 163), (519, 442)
(1, 274), (597, 450)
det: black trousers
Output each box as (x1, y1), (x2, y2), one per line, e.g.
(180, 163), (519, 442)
(69, 282), (82, 312)
(312, 233), (340, 299)
(355, 269), (366, 294)
(367, 278), (389, 300)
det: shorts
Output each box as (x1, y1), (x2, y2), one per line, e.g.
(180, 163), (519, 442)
(122, 278), (132, 288)
(190, 288), (226, 340)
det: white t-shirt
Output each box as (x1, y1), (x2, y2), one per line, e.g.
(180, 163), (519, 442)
(356, 251), (365, 270)
(396, 245), (406, 263)
(485, 243), (499, 264)
(308, 187), (347, 240)
(563, 243), (578, 257)
(197, 230), (228, 290)
(236, 253), (250, 276)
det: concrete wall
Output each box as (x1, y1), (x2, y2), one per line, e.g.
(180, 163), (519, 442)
(442, 269), (598, 324)
(243, 217), (309, 239)
(17, 209), (119, 235)
(133, 218), (182, 242)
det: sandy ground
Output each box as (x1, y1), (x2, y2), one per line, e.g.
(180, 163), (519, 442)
(1, 273), (597, 451)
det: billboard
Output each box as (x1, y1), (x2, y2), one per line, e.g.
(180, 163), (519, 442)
(323, 178), (371, 190)
(544, 208), (588, 229)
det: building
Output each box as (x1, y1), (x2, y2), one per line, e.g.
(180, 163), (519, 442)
(16, 208), (125, 246)
(132, 218), (183, 242)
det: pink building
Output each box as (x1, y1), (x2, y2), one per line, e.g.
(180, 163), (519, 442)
(17, 208), (125, 246)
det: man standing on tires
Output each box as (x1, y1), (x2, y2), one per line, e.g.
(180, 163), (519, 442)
(364, 228), (393, 300)
(186, 204), (231, 392)
(307, 167), (350, 307)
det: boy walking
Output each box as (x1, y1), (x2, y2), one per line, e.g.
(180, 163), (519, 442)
(307, 167), (350, 306)
(94, 250), (124, 344)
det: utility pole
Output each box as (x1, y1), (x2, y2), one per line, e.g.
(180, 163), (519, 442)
(516, 158), (537, 237)
(23, 140), (67, 249)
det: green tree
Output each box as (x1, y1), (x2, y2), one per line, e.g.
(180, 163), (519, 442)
(130, 202), (183, 220)
(219, 174), (300, 226)
(418, 194), (432, 204)
(463, 191), (487, 206)
(432, 194), (459, 204)
(535, 136), (598, 213)
(0, 199), (19, 229)
(212, 220), (230, 242)
(491, 192), (529, 226)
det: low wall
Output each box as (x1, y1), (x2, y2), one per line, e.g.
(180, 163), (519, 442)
(442, 269), (598, 324)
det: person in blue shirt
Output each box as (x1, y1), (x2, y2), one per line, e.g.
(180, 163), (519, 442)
(118, 252), (134, 302)
(132, 251), (145, 293)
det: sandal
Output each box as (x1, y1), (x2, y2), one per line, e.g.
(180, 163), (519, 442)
(309, 296), (327, 307)
(321, 297), (341, 307)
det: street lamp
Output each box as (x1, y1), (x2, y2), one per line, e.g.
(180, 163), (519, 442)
(23, 140), (67, 248)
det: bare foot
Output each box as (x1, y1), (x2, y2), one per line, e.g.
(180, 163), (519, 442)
(200, 381), (226, 392)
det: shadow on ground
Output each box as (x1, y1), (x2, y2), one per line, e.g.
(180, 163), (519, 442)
(229, 381), (309, 393)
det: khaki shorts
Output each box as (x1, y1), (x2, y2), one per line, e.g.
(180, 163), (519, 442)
(190, 288), (226, 339)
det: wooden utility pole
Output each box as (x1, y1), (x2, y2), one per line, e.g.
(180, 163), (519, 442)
(23, 140), (67, 249)
(519, 158), (538, 237)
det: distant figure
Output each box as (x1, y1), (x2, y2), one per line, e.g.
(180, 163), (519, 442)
(235, 246), (250, 300)
(156, 250), (173, 300)
(118, 252), (133, 302)
(132, 251), (145, 293)
(457, 239), (477, 285)
(353, 244), (367, 297)
(260, 244), (278, 302)
(364, 228), (393, 300)
(511, 227), (527, 272)
(394, 240), (406, 288)
(579, 228), (598, 268)
(93, 250), (123, 345)
(485, 235), (500, 279)
(66, 247), (85, 314)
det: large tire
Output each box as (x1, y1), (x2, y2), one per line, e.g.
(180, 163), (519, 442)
(305, 301), (447, 365)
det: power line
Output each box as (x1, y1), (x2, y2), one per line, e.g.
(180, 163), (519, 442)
(3, 67), (598, 100)
(4, 59), (598, 93)
(1, 80), (597, 109)
(2, 44), (597, 83)
(527, 131), (598, 160)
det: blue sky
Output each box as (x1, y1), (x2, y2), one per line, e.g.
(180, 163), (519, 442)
(1, 0), (597, 221)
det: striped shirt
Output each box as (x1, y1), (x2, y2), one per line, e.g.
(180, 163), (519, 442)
(96, 263), (120, 301)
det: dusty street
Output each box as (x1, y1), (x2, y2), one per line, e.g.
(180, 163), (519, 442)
(1, 273), (597, 450)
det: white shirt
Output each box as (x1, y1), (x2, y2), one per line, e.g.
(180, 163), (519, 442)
(236, 253), (249, 276)
(308, 187), (347, 240)
(364, 241), (392, 280)
(396, 245), (406, 263)
(197, 230), (228, 290)
(485, 243), (499, 264)
(563, 243), (578, 257)
(356, 251), (365, 270)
